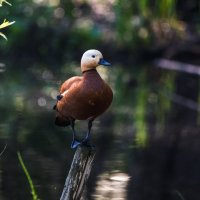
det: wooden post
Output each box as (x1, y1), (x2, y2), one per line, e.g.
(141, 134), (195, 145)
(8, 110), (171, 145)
(60, 146), (96, 200)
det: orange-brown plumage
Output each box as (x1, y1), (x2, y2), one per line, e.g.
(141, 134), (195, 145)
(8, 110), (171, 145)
(55, 69), (113, 122)
(54, 49), (113, 148)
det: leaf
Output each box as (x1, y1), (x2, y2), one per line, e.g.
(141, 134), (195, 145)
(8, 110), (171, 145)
(0, 32), (7, 40)
(0, 0), (12, 6)
(0, 1), (14, 40)
(0, 19), (15, 29)
(17, 152), (40, 200)
(0, 144), (7, 157)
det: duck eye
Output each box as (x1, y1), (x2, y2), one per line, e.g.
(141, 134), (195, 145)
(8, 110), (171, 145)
(92, 55), (95, 58)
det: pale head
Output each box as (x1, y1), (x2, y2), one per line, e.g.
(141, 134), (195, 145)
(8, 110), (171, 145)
(81, 49), (111, 72)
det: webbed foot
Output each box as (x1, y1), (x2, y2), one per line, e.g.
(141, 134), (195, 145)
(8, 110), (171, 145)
(71, 139), (81, 149)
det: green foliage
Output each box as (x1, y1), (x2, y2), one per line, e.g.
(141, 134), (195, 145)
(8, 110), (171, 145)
(115, 0), (178, 47)
(17, 152), (40, 200)
(0, 0), (15, 40)
(0, 19), (15, 40)
(134, 69), (149, 147)
(115, 0), (132, 43)
(156, 72), (176, 131)
(155, 0), (177, 18)
(0, 0), (11, 6)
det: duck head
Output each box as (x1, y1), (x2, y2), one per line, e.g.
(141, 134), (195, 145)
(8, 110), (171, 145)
(81, 49), (111, 72)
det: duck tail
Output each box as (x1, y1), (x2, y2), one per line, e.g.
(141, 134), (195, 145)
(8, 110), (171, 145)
(53, 104), (71, 127)
(55, 116), (71, 127)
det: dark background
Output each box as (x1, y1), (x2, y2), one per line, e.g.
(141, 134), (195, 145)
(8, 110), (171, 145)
(0, 0), (200, 199)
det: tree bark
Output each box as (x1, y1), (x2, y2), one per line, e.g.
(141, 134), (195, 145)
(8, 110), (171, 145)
(60, 146), (96, 200)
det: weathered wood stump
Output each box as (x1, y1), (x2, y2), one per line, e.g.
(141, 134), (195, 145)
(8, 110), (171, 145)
(60, 146), (96, 200)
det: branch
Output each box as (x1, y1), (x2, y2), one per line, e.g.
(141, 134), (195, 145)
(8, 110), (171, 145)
(60, 146), (96, 200)
(165, 92), (200, 112)
(154, 58), (200, 76)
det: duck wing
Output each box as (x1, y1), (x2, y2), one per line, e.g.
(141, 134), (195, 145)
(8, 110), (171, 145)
(54, 76), (82, 126)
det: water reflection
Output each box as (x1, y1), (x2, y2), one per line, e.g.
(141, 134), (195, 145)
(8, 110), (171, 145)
(93, 172), (130, 200)
(0, 60), (200, 200)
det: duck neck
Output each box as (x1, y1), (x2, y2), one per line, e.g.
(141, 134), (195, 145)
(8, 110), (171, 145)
(82, 68), (97, 74)
(82, 69), (102, 80)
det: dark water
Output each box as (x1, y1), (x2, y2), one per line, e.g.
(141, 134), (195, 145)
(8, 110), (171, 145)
(0, 61), (200, 200)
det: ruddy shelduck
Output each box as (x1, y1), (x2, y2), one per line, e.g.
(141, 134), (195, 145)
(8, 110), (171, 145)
(54, 49), (113, 148)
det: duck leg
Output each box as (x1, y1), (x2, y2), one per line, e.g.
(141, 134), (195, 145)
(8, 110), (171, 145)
(82, 119), (94, 146)
(70, 120), (81, 149)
